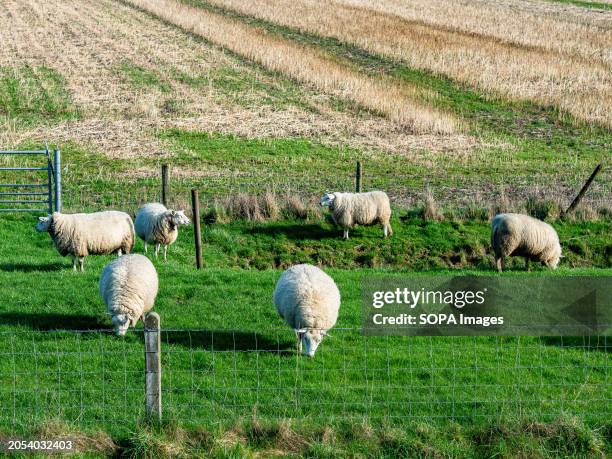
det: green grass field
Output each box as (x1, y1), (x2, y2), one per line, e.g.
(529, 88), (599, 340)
(1, 0), (611, 455)
(0, 216), (610, 456)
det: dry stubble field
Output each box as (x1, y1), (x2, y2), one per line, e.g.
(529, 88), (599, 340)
(1, 0), (609, 210)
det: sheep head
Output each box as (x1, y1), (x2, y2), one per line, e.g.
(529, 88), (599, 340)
(296, 328), (328, 357)
(35, 215), (53, 232)
(319, 192), (336, 208)
(167, 210), (190, 227)
(111, 314), (131, 336)
(546, 249), (562, 269)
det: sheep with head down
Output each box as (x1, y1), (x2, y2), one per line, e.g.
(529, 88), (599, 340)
(491, 213), (562, 272)
(99, 254), (159, 336)
(273, 264), (341, 357)
(135, 203), (190, 260)
(320, 191), (392, 239)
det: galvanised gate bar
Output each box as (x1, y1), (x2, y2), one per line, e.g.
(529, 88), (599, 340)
(0, 146), (62, 214)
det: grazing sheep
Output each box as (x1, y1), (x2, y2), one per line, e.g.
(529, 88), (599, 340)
(36, 211), (135, 272)
(100, 254), (159, 336)
(135, 203), (190, 260)
(273, 264), (341, 357)
(320, 191), (392, 239)
(491, 213), (562, 272)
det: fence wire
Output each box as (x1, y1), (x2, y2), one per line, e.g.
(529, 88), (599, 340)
(0, 329), (609, 433)
(56, 168), (612, 216)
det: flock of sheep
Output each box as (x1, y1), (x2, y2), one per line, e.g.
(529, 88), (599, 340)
(33, 190), (563, 357)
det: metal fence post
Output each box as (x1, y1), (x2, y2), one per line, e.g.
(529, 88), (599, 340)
(54, 148), (62, 213)
(355, 161), (362, 193)
(144, 312), (162, 423)
(191, 189), (203, 269)
(46, 147), (53, 214)
(161, 164), (169, 206)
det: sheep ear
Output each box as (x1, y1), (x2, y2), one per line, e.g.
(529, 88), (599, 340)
(38, 216), (47, 221)
(559, 254), (565, 258)
(295, 328), (307, 334)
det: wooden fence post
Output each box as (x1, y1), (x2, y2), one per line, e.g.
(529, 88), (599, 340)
(161, 164), (169, 206)
(355, 161), (362, 193)
(144, 312), (161, 423)
(564, 164), (603, 216)
(191, 189), (203, 269)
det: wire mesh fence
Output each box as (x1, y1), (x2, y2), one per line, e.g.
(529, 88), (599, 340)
(1, 147), (610, 217)
(56, 166), (612, 219)
(1, 328), (609, 434)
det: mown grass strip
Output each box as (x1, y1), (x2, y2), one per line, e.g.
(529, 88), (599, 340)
(546, 0), (612, 10)
(0, 66), (78, 125)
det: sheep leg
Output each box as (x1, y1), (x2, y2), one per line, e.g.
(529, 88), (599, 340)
(343, 229), (349, 240)
(163, 245), (168, 261)
(79, 257), (84, 272)
(72, 255), (77, 272)
(117, 249), (122, 257)
(496, 257), (503, 273)
(144, 241), (148, 253)
(383, 223), (392, 238)
(525, 257), (530, 271)
(154, 244), (160, 258)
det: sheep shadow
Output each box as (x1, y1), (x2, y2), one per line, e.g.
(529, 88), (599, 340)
(162, 329), (296, 354)
(244, 223), (336, 241)
(0, 312), (110, 331)
(0, 262), (65, 272)
(541, 336), (610, 353)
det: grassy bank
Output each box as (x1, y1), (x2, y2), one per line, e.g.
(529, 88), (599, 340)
(1, 214), (610, 271)
(2, 415), (609, 458)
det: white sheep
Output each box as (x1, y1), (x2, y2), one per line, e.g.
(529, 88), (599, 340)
(320, 191), (392, 239)
(135, 203), (190, 260)
(491, 213), (562, 272)
(99, 254), (159, 336)
(273, 264), (341, 357)
(36, 211), (135, 271)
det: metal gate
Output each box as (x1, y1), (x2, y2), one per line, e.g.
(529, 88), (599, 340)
(0, 146), (62, 214)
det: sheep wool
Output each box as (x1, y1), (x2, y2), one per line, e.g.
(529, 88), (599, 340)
(273, 264), (341, 357)
(36, 211), (135, 271)
(491, 213), (562, 272)
(320, 191), (392, 239)
(135, 203), (190, 260)
(99, 254), (159, 336)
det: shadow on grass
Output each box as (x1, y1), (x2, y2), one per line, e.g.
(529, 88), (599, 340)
(243, 223), (335, 240)
(0, 262), (65, 272)
(243, 222), (386, 240)
(163, 329), (295, 354)
(541, 336), (610, 353)
(0, 312), (109, 331)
